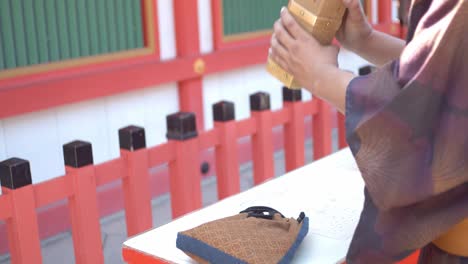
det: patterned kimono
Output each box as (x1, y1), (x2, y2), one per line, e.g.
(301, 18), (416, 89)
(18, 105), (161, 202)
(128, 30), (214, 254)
(344, 0), (468, 263)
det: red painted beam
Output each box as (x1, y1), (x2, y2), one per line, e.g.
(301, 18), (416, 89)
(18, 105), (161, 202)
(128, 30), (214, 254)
(33, 177), (70, 208)
(204, 41), (269, 74)
(94, 158), (127, 186)
(174, 0), (205, 131)
(199, 129), (219, 150)
(378, 0), (393, 24)
(211, 0), (224, 50)
(0, 56), (192, 119)
(0, 41), (269, 120)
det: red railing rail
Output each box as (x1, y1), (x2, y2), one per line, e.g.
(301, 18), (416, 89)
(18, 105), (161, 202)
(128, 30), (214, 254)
(0, 86), (421, 264)
(0, 89), (342, 263)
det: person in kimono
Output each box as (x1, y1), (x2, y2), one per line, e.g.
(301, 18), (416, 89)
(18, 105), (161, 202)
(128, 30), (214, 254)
(269, 0), (468, 263)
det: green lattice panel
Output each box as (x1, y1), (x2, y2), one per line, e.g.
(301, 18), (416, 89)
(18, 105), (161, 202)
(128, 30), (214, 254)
(222, 0), (288, 37)
(0, 0), (145, 71)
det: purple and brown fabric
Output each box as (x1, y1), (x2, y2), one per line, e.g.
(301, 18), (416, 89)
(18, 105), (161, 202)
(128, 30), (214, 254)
(344, 0), (468, 263)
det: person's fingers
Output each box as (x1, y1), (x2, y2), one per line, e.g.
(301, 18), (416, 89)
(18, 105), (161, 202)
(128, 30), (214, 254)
(341, 0), (366, 22)
(270, 34), (289, 60)
(269, 47), (291, 73)
(280, 7), (307, 40)
(273, 19), (295, 50)
(270, 34), (291, 70)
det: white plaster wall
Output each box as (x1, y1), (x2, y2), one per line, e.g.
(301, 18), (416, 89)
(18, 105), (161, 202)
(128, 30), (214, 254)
(0, 0), (179, 186)
(0, 83), (179, 185)
(338, 48), (372, 74)
(203, 65), (285, 130)
(392, 0), (400, 22)
(0, 0), (371, 189)
(158, 0), (177, 60)
(372, 0), (378, 24)
(1, 109), (64, 184)
(202, 47), (371, 131)
(198, 0), (214, 54)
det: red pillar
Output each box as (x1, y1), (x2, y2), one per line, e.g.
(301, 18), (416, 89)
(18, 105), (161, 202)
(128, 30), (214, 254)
(313, 99), (333, 160)
(365, 0), (373, 22)
(213, 101), (240, 199)
(63, 141), (104, 264)
(338, 113), (348, 149)
(378, 0), (392, 24)
(282, 88), (305, 172)
(1, 158), (42, 264)
(119, 126), (153, 236)
(173, 0), (204, 131)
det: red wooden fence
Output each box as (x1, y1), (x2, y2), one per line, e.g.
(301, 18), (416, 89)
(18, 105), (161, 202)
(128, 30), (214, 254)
(0, 0), (420, 263)
(0, 89), (337, 264)
(0, 88), (420, 264)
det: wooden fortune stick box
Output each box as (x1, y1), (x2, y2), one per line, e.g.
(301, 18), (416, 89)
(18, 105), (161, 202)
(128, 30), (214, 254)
(266, 0), (346, 89)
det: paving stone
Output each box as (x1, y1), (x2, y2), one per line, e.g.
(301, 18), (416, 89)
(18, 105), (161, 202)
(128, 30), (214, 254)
(40, 232), (76, 264)
(151, 194), (174, 228)
(103, 233), (126, 264)
(101, 212), (127, 237)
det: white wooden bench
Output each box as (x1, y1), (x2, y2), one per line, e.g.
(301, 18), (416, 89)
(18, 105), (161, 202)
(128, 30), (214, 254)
(122, 148), (364, 263)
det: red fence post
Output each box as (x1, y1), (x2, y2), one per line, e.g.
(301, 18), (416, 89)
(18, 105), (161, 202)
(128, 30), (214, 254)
(0, 158), (42, 264)
(398, 251), (420, 264)
(119, 126), (153, 236)
(359, 65), (377, 76)
(213, 101), (240, 199)
(166, 112), (202, 218)
(313, 99), (333, 160)
(250, 92), (275, 184)
(338, 113), (347, 149)
(63, 141), (104, 264)
(283, 87), (305, 172)
(378, 0), (392, 24)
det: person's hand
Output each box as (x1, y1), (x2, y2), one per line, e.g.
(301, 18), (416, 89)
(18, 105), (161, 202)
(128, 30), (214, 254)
(336, 0), (373, 53)
(270, 8), (340, 93)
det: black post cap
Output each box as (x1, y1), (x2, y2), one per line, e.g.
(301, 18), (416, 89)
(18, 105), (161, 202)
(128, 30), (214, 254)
(358, 65), (377, 76)
(250, 92), (271, 111)
(119, 125), (146, 151)
(213, 101), (235, 122)
(0, 158), (32, 190)
(166, 112), (198, 140)
(63, 140), (94, 168)
(282, 86), (302, 102)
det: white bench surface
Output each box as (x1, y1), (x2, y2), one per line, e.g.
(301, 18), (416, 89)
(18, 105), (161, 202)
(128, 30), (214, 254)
(123, 148), (365, 263)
